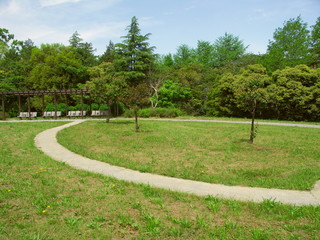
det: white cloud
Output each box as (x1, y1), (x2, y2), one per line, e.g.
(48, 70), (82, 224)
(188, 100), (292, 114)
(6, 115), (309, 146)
(248, 8), (275, 21)
(3, 0), (22, 14)
(0, 0), (124, 52)
(139, 17), (162, 28)
(0, 0), (33, 16)
(81, 22), (127, 41)
(39, 0), (81, 7)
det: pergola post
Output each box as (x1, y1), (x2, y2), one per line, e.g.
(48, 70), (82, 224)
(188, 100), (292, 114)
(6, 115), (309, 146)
(81, 90), (84, 119)
(54, 93), (57, 120)
(65, 94), (69, 118)
(89, 97), (92, 116)
(27, 95), (31, 120)
(18, 95), (21, 113)
(42, 94), (45, 117)
(1, 94), (5, 121)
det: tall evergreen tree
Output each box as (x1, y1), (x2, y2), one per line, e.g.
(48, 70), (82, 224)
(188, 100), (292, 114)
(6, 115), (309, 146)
(173, 44), (195, 66)
(213, 33), (248, 67)
(69, 31), (97, 67)
(69, 31), (83, 48)
(115, 16), (156, 131)
(195, 40), (215, 68)
(100, 41), (116, 63)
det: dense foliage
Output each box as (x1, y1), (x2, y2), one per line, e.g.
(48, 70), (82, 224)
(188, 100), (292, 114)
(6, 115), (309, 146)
(1, 16), (319, 121)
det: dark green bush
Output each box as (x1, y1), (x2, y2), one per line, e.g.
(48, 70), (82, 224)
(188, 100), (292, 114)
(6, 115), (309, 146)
(100, 104), (108, 110)
(122, 107), (183, 118)
(45, 104), (55, 111)
(74, 104), (89, 111)
(57, 103), (67, 115)
(44, 103), (67, 115)
(91, 103), (99, 110)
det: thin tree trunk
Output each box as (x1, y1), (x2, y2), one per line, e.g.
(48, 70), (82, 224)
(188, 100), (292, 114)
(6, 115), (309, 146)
(106, 99), (111, 123)
(151, 87), (158, 109)
(134, 108), (139, 132)
(250, 99), (257, 144)
(1, 94), (5, 121)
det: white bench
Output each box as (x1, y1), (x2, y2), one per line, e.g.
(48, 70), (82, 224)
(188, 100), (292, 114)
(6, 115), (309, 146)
(67, 111), (86, 118)
(43, 111), (62, 118)
(17, 112), (37, 119)
(91, 110), (108, 117)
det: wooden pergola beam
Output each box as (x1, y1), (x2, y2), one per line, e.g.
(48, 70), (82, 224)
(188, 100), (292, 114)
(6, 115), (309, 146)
(0, 89), (90, 96)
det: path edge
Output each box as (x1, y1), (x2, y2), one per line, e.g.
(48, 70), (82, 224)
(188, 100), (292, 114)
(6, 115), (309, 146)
(34, 120), (320, 206)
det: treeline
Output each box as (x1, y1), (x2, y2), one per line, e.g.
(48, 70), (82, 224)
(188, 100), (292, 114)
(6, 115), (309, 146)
(0, 16), (319, 122)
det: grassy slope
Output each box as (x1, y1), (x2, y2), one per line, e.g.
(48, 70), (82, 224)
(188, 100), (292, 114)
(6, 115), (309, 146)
(0, 122), (320, 239)
(58, 120), (320, 190)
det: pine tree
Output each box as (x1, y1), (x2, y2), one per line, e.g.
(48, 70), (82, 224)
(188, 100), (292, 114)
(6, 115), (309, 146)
(100, 41), (116, 63)
(115, 16), (155, 86)
(115, 16), (156, 131)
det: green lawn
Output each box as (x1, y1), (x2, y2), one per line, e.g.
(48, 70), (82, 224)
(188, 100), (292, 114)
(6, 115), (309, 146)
(58, 120), (320, 190)
(1, 121), (320, 239)
(175, 116), (320, 125)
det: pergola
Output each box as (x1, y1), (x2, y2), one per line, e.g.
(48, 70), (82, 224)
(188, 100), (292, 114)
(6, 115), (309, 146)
(0, 89), (90, 120)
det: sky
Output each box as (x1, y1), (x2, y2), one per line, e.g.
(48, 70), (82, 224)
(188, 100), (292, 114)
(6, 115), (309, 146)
(0, 0), (319, 56)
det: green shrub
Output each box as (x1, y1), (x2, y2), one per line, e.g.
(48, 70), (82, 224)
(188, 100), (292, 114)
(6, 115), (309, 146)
(122, 108), (183, 118)
(139, 108), (183, 118)
(57, 103), (67, 115)
(44, 103), (67, 116)
(45, 104), (55, 111)
(74, 104), (89, 111)
(91, 103), (99, 110)
(122, 109), (134, 118)
(100, 104), (108, 111)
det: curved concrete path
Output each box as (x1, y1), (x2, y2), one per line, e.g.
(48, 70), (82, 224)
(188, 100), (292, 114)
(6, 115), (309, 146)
(34, 120), (320, 206)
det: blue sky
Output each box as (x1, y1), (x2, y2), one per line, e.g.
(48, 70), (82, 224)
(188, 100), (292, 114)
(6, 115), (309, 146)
(0, 0), (319, 55)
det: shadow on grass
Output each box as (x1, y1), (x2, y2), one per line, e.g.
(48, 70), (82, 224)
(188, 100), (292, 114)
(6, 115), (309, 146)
(109, 121), (134, 125)
(233, 138), (251, 144)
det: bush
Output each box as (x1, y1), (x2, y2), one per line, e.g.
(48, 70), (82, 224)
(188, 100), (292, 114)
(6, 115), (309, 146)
(100, 104), (108, 111)
(91, 103), (99, 110)
(44, 103), (67, 115)
(140, 108), (183, 118)
(122, 108), (183, 118)
(57, 103), (67, 115)
(74, 104), (90, 111)
(122, 109), (134, 118)
(45, 104), (55, 111)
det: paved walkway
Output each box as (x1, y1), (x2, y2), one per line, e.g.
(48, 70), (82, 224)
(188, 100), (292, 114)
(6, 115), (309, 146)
(34, 120), (320, 206)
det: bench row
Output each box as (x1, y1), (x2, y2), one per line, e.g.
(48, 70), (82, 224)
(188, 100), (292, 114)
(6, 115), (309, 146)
(67, 111), (108, 117)
(17, 110), (109, 119)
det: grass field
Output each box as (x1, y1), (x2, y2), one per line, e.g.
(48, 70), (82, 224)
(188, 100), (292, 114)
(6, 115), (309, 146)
(58, 120), (320, 190)
(175, 116), (320, 125)
(1, 121), (320, 239)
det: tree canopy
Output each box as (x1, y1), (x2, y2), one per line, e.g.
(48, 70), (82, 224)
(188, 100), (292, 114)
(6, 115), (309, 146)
(263, 16), (311, 72)
(0, 15), (319, 123)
